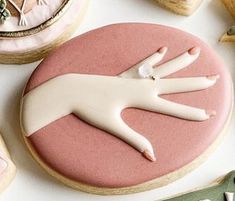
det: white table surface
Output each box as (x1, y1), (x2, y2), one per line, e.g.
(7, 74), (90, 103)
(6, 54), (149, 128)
(0, 0), (235, 200)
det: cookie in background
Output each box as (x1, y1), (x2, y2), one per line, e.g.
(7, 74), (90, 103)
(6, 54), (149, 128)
(0, 0), (88, 64)
(220, 0), (235, 42)
(0, 133), (16, 193)
(20, 23), (234, 195)
(154, 0), (203, 16)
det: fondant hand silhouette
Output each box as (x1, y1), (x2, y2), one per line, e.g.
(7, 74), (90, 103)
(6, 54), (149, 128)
(22, 47), (218, 162)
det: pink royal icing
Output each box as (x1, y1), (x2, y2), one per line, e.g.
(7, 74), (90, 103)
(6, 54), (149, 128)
(24, 24), (233, 188)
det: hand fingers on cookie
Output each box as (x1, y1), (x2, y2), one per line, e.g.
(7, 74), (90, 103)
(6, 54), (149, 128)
(92, 114), (156, 161)
(119, 47), (167, 79)
(157, 75), (219, 95)
(139, 97), (215, 121)
(153, 47), (200, 78)
(75, 106), (156, 162)
(140, 47), (168, 67)
(118, 118), (156, 161)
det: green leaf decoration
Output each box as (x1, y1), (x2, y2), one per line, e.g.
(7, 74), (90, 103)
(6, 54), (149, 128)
(0, 0), (7, 11)
(164, 171), (235, 201)
(0, 0), (11, 23)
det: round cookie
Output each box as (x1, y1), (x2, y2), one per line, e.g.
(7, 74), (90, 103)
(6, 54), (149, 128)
(20, 23), (234, 195)
(0, 133), (16, 193)
(0, 0), (88, 64)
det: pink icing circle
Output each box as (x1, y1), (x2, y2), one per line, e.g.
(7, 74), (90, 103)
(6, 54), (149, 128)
(24, 23), (233, 188)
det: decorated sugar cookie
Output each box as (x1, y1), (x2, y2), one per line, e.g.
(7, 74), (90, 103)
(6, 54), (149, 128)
(0, 0), (36, 25)
(0, 133), (16, 192)
(163, 171), (235, 201)
(155, 0), (203, 16)
(20, 23), (233, 195)
(0, 0), (88, 64)
(220, 0), (235, 42)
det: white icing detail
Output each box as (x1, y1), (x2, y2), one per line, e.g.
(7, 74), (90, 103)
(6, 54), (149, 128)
(7, 0), (49, 26)
(225, 192), (234, 201)
(158, 76), (218, 94)
(120, 47), (167, 79)
(21, 47), (218, 161)
(37, 0), (48, 5)
(200, 192), (235, 201)
(120, 46), (200, 79)
(8, 0), (28, 26)
(199, 200), (211, 201)
(138, 63), (154, 79)
(19, 14), (27, 26)
(139, 97), (211, 121)
(153, 48), (200, 78)
(1, 0), (62, 31)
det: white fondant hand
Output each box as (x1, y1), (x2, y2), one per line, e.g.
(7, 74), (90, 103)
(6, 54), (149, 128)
(22, 47), (219, 162)
(118, 46), (218, 161)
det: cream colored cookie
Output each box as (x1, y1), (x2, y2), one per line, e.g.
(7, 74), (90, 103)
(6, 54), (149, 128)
(220, 33), (235, 42)
(154, 0), (203, 16)
(222, 0), (235, 19)
(0, 133), (16, 193)
(20, 24), (234, 195)
(220, 0), (235, 42)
